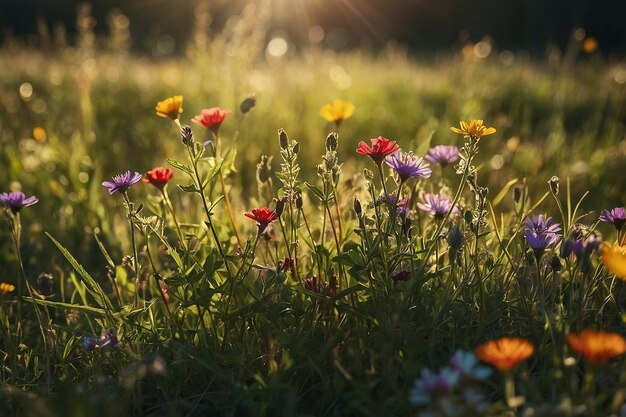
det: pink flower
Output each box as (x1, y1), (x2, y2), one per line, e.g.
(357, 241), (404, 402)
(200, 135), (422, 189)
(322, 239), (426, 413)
(192, 107), (232, 136)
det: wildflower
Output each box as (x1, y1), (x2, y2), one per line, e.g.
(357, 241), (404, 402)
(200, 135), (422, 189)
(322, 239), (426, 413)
(155, 95), (183, 120)
(180, 125), (194, 146)
(417, 193), (459, 219)
(409, 367), (460, 405)
(102, 171), (143, 195)
(425, 145), (459, 167)
(0, 191), (38, 214)
(280, 257), (295, 273)
(379, 193), (410, 217)
(567, 329), (626, 364)
(599, 207), (626, 231)
(81, 328), (119, 350)
(304, 276), (323, 294)
(144, 167), (173, 190)
(450, 350), (492, 381)
(450, 119), (496, 139)
(571, 232), (601, 258)
(319, 99), (355, 125)
(601, 241), (626, 279)
(244, 207), (278, 235)
(523, 215), (561, 259)
(474, 337), (534, 372)
(0, 282), (15, 296)
(304, 275), (338, 297)
(192, 107), (231, 136)
(385, 151), (432, 183)
(355, 136), (400, 166)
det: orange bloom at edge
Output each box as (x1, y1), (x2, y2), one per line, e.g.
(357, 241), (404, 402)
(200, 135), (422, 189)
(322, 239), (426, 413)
(155, 95), (184, 120)
(450, 119), (496, 138)
(320, 99), (355, 124)
(474, 337), (534, 372)
(601, 241), (626, 280)
(567, 330), (626, 365)
(0, 282), (15, 296)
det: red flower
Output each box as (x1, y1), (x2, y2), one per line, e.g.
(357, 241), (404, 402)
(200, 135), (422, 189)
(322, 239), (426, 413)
(245, 207), (278, 234)
(144, 167), (173, 190)
(192, 107), (232, 136)
(356, 136), (400, 165)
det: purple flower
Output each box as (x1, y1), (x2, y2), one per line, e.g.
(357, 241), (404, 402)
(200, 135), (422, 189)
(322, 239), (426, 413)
(102, 171), (143, 195)
(523, 215), (561, 258)
(417, 193), (459, 219)
(571, 232), (602, 258)
(599, 207), (626, 231)
(81, 328), (119, 351)
(409, 367), (460, 405)
(391, 270), (411, 282)
(385, 151), (432, 183)
(0, 191), (38, 214)
(425, 145), (459, 167)
(450, 350), (492, 381)
(379, 193), (410, 217)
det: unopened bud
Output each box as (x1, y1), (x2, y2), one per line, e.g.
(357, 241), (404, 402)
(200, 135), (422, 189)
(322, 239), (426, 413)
(181, 125), (194, 145)
(513, 183), (524, 204)
(326, 132), (338, 151)
(36, 272), (54, 297)
(240, 95), (256, 114)
(292, 142), (300, 155)
(353, 197), (362, 216)
(279, 129), (289, 149)
(275, 198), (285, 217)
(295, 194), (303, 209)
(548, 176), (560, 195)
(549, 254), (562, 271)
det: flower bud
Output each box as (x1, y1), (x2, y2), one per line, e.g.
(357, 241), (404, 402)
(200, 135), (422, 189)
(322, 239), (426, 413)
(275, 197), (285, 217)
(325, 132), (338, 151)
(353, 197), (362, 216)
(181, 125), (194, 145)
(513, 183), (524, 204)
(36, 272), (54, 297)
(295, 194), (303, 209)
(292, 142), (300, 155)
(279, 129), (289, 150)
(239, 95), (256, 114)
(549, 254), (563, 271)
(548, 176), (560, 195)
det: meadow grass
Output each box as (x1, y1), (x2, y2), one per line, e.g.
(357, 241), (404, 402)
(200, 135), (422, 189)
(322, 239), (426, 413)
(1, 7), (626, 417)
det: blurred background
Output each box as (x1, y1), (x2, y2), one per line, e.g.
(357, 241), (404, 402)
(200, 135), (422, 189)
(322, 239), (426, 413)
(2, 0), (626, 55)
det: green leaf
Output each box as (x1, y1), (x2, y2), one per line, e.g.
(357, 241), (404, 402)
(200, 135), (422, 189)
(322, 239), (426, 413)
(27, 297), (108, 317)
(46, 233), (114, 313)
(305, 182), (325, 202)
(178, 183), (199, 193)
(492, 178), (519, 207)
(167, 158), (193, 176)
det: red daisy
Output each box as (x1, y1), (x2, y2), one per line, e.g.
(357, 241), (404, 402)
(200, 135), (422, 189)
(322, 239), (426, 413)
(192, 107), (231, 136)
(355, 136), (400, 165)
(245, 207), (278, 235)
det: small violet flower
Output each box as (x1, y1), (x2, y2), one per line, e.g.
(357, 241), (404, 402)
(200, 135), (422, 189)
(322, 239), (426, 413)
(417, 193), (459, 219)
(599, 207), (626, 231)
(379, 193), (410, 217)
(102, 171), (143, 195)
(523, 215), (561, 258)
(409, 367), (460, 406)
(425, 145), (459, 168)
(385, 151), (432, 183)
(81, 328), (119, 350)
(0, 191), (38, 214)
(450, 350), (492, 381)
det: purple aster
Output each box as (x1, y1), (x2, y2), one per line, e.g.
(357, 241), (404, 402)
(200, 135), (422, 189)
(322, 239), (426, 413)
(409, 367), (460, 405)
(417, 193), (459, 219)
(450, 350), (492, 381)
(0, 191), (38, 214)
(523, 215), (561, 259)
(571, 232), (602, 258)
(102, 171), (143, 195)
(599, 207), (626, 231)
(81, 328), (119, 350)
(385, 151), (432, 183)
(425, 145), (459, 167)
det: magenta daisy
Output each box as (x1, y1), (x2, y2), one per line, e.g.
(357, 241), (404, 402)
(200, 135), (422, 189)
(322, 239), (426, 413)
(0, 191), (38, 214)
(385, 151), (432, 183)
(102, 171), (143, 195)
(425, 145), (459, 168)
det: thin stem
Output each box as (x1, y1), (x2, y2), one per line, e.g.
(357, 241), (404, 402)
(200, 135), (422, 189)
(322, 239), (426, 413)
(123, 193), (142, 309)
(215, 132), (242, 247)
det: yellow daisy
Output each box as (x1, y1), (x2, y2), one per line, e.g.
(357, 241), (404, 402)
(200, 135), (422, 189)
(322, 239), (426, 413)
(320, 99), (355, 124)
(0, 282), (15, 296)
(601, 241), (626, 279)
(155, 95), (184, 120)
(450, 119), (496, 138)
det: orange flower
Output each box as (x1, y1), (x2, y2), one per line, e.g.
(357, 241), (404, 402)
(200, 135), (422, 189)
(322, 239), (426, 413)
(601, 241), (626, 279)
(155, 95), (184, 120)
(144, 167), (173, 190)
(474, 337), (534, 372)
(320, 99), (355, 124)
(0, 282), (15, 296)
(192, 107), (231, 136)
(450, 119), (496, 138)
(567, 330), (626, 364)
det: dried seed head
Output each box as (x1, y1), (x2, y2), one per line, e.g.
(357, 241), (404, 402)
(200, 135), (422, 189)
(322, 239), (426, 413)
(256, 155), (272, 183)
(548, 176), (560, 195)
(292, 142), (300, 155)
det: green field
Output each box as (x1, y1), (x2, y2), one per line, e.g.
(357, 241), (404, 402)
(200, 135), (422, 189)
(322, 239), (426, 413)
(1, 9), (626, 417)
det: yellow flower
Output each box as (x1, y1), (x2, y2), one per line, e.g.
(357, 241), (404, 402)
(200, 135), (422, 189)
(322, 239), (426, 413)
(450, 119), (496, 138)
(155, 95), (183, 120)
(601, 241), (626, 279)
(0, 282), (15, 296)
(320, 99), (355, 124)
